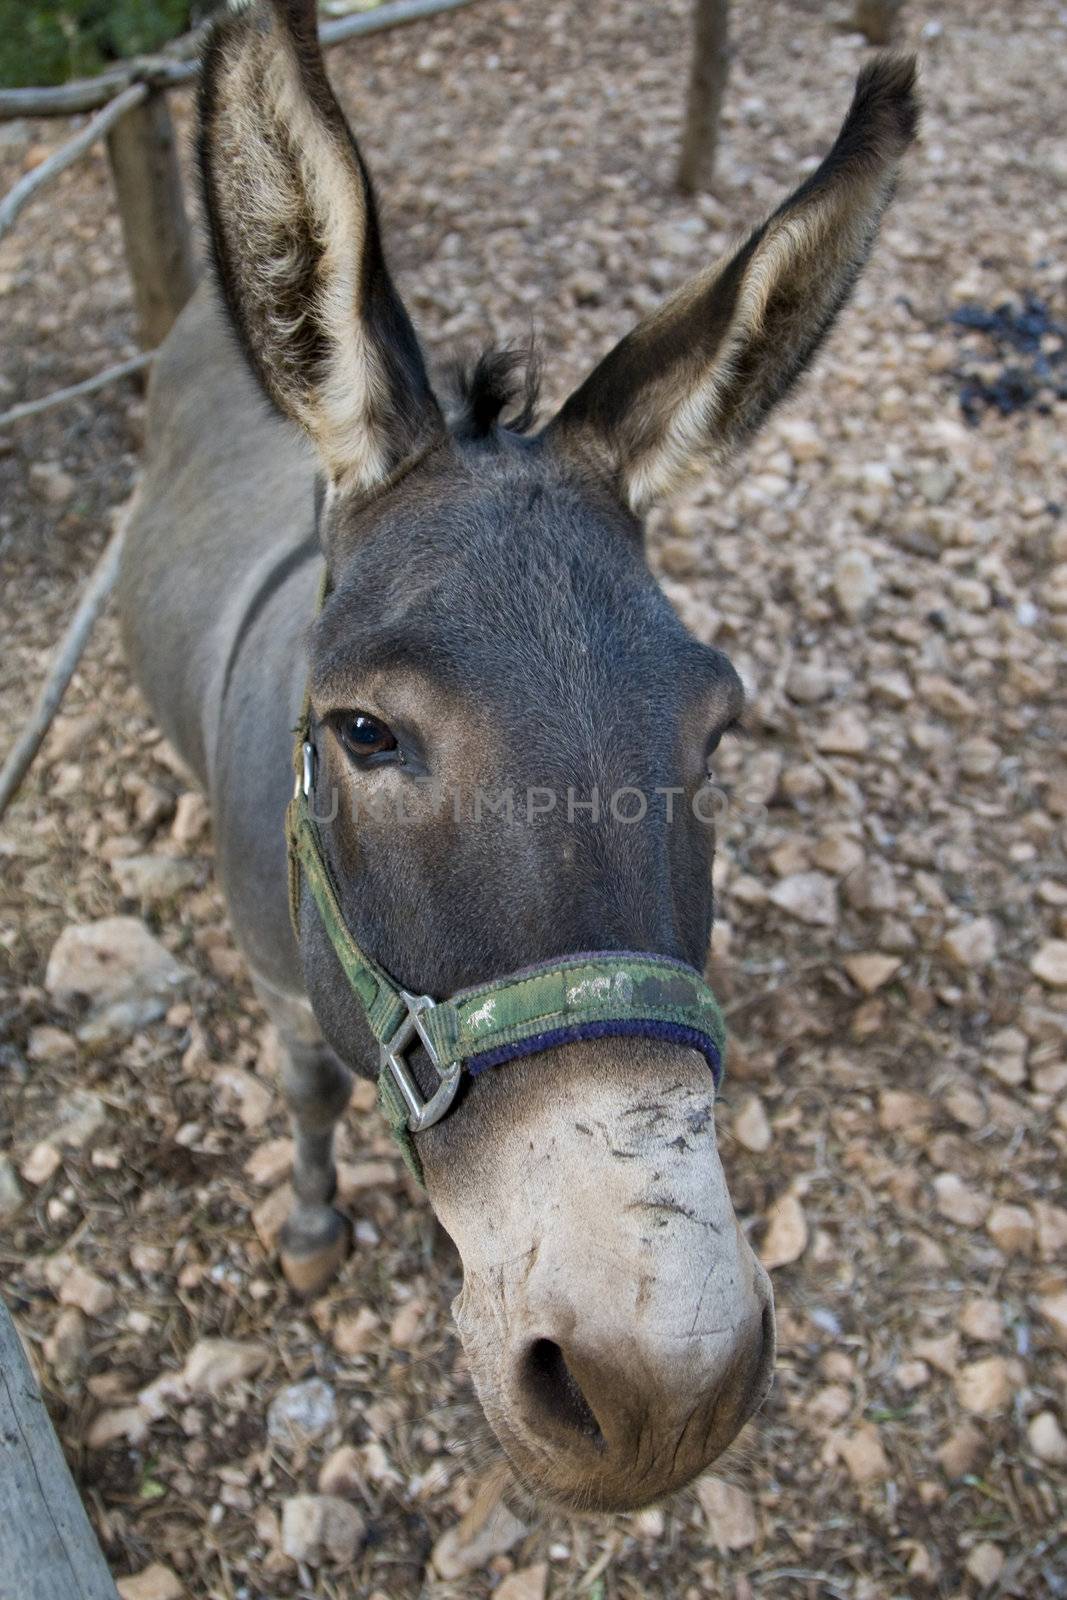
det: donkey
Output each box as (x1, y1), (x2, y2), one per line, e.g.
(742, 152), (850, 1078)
(118, 0), (917, 1511)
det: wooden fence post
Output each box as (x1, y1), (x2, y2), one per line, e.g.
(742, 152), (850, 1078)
(105, 88), (195, 350)
(0, 1296), (121, 1599)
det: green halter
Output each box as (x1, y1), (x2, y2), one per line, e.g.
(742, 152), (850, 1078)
(285, 605), (726, 1185)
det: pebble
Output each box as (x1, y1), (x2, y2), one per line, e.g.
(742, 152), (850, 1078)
(932, 1173), (990, 1229)
(1031, 940), (1067, 987)
(1027, 1410), (1067, 1465)
(181, 1337), (270, 1397)
(965, 1542), (1004, 1588)
(985, 1203), (1034, 1255)
(837, 1423), (891, 1485)
(937, 1422), (984, 1479)
(1039, 1291), (1067, 1349)
(0, 1154), (25, 1217)
(958, 1298), (1004, 1343)
(58, 1265), (114, 1319)
(21, 1140), (63, 1186)
(695, 1477), (759, 1550)
(843, 953), (901, 994)
(940, 917), (997, 970)
(111, 854), (199, 904)
(760, 1192), (808, 1269)
(45, 917), (191, 1009)
(26, 1025), (76, 1062)
(733, 1094), (772, 1153)
(281, 1494), (365, 1566)
(432, 1499), (528, 1580)
(333, 1307), (380, 1358)
(494, 1565), (549, 1600)
(171, 791), (210, 847)
(318, 1444), (364, 1499)
(816, 711), (870, 757)
(389, 1298), (425, 1349)
(115, 1564), (184, 1600)
(954, 1356), (1015, 1416)
(833, 548), (879, 619)
(768, 871), (838, 928)
(267, 1378), (338, 1446)
(29, 460), (76, 504)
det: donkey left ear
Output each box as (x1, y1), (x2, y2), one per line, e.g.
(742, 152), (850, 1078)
(545, 56), (919, 513)
(198, 0), (443, 494)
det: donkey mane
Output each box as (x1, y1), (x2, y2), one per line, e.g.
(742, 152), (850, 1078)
(446, 345), (542, 440)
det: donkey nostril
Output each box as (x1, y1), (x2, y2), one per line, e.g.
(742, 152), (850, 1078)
(520, 1339), (605, 1446)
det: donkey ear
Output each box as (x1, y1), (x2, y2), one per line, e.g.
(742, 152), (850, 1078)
(198, 0), (443, 493)
(545, 56), (919, 513)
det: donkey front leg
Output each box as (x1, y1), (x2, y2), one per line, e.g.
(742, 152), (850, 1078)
(255, 976), (353, 1294)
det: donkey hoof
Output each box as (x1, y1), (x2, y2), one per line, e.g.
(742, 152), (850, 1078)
(280, 1208), (350, 1295)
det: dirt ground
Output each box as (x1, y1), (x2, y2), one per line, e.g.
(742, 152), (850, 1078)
(2, 1), (1066, 1596)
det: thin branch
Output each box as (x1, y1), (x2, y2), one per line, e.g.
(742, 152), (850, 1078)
(0, 518), (127, 822)
(0, 82), (146, 243)
(0, 0), (480, 120)
(0, 352), (154, 430)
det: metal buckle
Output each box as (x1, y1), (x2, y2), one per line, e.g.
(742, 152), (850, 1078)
(301, 740), (316, 798)
(381, 990), (462, 1133)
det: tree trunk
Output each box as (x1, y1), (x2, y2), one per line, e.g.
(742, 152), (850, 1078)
(106, 89), (196, 350)
(852, 0), (904, 46)
(676, 0), (730, 195)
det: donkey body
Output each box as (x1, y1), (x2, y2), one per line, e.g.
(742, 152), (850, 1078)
(119, 0), (916, 1510)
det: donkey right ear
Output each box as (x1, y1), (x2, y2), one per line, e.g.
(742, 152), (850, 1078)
(198, 0), (443, 493)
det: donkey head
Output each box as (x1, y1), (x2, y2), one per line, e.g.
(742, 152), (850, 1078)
(200, 0), (917, 1511)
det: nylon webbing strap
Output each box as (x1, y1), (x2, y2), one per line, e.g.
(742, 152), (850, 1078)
(287, 786), (726, 1186)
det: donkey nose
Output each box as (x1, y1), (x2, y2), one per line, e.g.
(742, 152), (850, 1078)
(507, 1294), (774, 1507)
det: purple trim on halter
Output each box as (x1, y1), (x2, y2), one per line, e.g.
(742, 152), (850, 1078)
(466, 1019), (723, 1087)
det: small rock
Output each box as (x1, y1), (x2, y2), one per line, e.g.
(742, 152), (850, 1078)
(957, 736), (1000, 778)
(913, 1332), (960, 1377)
(733, 1094), (772, 1153)
(816, 711), (870, 756)
(389, 1298), (425, 1349)
(59, 1265), (114, 1318)
(768, 872), (838, 928)
(843, 953), (901, 994)
(26, 1026), (76, 1063)
(932, 1173), (990, 1228)
(112, 854), (199, 904)
(29, 461), (76, 504)
(45, 1308), (88, 1381)
(937, 1421), (983, 1479)
(116, 1564), (185, 1600)
(837, 1423), (891, 1485)
(267, 1378), (337, 1446)
(318, 1444), (364, 1499)
(1031, 940), (1067, 988)
(52, 1088), (107, 1148)
(432, 1498), (528, 1580)
(833, 548), (879, 619)
(182, 1337), (270, 1397)
(213, 1066), (273, 1130)
(252, 1183), (292, 1250)
(244, 1138), (293, 1186)
(1028, 1410), (1067, 1465)
(919, 675), (977, 720)
(45, 917), (191, 1009)
(495, 1565), (549, 1600)
(281, 1495), (365, 1566)
(760, 1192), (808, 1269)
(965, 1542), (1004, 1589)
(21, 1139), (61, 1190)
(0, 1154), (24, 1218)
(941, 918), (997, 970)
(87, 1405), (149, 1449)
(695, 1476), (758, 1550)
(77, 997), (166, 1046)
(893, 1359), (929, 1391)
(986, 1203), (1034, 1255)
(1039, 1291), (1067, 1349)
(1033, 1201), (1067, 1260)
(171, 792), (210, 848)
(333, 1307), (380, 1358)
(959, 1298), (1004, 1343)
(954, 1356), (1015, 1416)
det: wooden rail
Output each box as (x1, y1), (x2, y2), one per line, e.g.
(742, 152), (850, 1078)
(0, 1296), (121, 1600)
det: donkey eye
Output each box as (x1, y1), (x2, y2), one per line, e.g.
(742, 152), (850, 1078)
(338, 713), (398, 761)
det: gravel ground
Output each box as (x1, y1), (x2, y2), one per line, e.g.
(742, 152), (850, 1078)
(1, 1), (1066, 1597)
